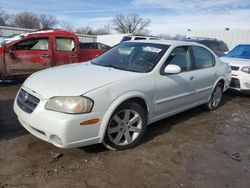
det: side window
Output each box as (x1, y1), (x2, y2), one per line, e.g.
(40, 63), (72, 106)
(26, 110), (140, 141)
(99, 43), (110, 50)
(11, 38), (49, 51)
(134, 37), (146, 40)
(120, 36), (131, 42)
(80, 43), (92, 49)
(192, 46), (215, 69)
(166, 46), (192, 72)
(56, 38), (75, 52)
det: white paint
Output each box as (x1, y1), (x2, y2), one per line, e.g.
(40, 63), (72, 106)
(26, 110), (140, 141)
(221, 56), (250, 91)
(14, 40), (231, 149)
(96, 34), (128, 47)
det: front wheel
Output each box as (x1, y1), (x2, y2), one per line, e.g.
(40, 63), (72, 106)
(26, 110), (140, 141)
(103, 102), (147, 150)
(207, 83), (223, 110)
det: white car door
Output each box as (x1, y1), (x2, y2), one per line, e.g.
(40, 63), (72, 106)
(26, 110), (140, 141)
(154, 46), (198, 119)
(190, 46), (219, 102)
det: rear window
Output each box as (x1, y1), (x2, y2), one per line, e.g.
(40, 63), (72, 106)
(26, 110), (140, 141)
(80, 42), (97, 49)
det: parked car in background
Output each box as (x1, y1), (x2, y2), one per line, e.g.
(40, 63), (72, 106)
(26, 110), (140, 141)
(80, 42), (110, 61)
(0, 29), (108, 80)
(120, 35), (159, 42)
(184, 37), (229, 57)
(14, 40), (231, 150)
(220, 44), (250, 92)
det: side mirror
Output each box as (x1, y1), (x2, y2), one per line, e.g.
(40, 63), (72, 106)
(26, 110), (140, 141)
(164, 64), (181, 74)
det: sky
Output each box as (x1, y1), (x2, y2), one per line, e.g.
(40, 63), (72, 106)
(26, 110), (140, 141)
(1, 0), (250, 35)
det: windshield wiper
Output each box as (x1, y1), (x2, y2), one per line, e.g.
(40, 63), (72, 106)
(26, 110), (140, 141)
(91, 62), (143, 73)
(91, 61), (127, 70)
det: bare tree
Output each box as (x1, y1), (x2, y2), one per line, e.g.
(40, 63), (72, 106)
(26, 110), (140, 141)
(0, 8), (10, 26)
(75, 26), (94, 35)
(13, 12), (40, 29)
(158, 33), (186, 40)
(60, 21), (74, 32)
(75, 24), (111, 35)
(158, 34), (172, 40)
(39, 14), (57, 29)
(94, 24), (111, 35)
(112, 14), (151, 35)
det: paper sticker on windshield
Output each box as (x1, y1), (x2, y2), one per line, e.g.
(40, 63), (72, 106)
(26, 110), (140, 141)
(143, 46), (162, 53)
(119, 47), (134, 55)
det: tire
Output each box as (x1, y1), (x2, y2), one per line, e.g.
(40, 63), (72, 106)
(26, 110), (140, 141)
(207, 83), (223, 110)
(103, 102), (147, 150)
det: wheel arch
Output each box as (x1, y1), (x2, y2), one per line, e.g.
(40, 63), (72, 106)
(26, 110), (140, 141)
(213, 77), (226, 91)
(208, 77), (226, 102)
(98, 91), (152, 142)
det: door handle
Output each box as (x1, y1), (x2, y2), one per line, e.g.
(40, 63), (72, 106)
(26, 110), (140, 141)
(41, 54), (49, 58)
(189, 76), (195, 81)
(70, 55), (77, 58)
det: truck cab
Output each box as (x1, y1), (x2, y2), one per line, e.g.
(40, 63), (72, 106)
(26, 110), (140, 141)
(0, 29), (81, 79)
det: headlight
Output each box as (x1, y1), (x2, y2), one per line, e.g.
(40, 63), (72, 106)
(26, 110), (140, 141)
(241, 66), (250, 74)
(45, 96), (93, 114)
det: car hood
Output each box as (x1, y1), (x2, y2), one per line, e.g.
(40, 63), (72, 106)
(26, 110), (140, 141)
(220, 56), (250, 67)
(23, 62), (140, 99)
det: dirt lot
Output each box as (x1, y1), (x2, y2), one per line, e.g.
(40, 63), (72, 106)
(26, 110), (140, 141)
(0, 83), (250, 188)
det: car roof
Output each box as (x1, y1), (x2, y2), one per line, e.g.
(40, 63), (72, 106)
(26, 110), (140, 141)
(21, 29), (75, 38)
(184, 37), (225, 43)
(125, 39), (200, 46)
(125, 35), (156, 38)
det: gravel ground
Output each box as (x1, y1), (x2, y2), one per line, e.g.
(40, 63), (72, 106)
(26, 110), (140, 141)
(0, 84), (250, 188)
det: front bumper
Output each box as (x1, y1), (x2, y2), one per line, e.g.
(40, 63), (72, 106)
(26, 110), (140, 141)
(14, 89), (105, 148)
(230, 71), (250, 91)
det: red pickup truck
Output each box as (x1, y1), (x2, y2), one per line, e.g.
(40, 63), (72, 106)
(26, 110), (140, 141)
(0, 29), (110, 79)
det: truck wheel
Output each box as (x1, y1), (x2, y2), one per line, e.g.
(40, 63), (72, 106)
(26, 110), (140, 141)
(103, 102), (147, 150)
(207, 83), (223, 110)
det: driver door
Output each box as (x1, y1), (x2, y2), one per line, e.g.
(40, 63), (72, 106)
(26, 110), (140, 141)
(5, 37), (52, 76)
(154, 46), (198, 119)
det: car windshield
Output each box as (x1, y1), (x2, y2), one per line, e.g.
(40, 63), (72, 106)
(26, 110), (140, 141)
(91, 42), (169, 73)
(225, 45), (250, 59)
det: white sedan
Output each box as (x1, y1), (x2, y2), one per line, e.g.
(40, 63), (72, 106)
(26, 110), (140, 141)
(14, 40), (231, 150)
(220, 44), (250, 92)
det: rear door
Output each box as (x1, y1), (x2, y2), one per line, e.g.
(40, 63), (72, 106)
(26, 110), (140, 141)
(54, 37), (79, 65)
(4, 37), (51, 76)
(190, 46), (219, 101)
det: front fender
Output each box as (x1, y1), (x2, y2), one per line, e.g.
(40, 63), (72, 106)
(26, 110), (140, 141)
(97, 91), (153, 142)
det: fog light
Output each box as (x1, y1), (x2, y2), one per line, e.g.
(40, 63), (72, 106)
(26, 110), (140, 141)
(50, 135), (63, 145)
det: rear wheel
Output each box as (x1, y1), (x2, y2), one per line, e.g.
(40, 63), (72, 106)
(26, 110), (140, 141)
(207, 83), (223, 110)
(103, 102), (147, 150)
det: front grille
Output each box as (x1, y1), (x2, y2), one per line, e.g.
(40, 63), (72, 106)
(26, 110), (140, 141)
(17, 89), (40, 113)
(230, 66), (239, 71)
(230, 78), (240, 88)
